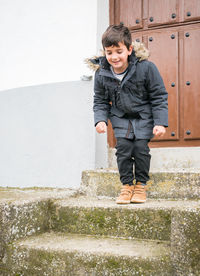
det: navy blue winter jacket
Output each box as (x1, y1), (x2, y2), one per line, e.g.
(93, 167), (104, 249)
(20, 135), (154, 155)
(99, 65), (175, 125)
(92, 47), (168, 139)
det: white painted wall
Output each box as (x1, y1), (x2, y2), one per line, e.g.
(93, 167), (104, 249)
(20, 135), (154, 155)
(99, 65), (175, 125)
(0, 81), (95, 188)
(0, 0), (111, 188)
(94, 0), (109, 169)
(0, 0), (97, 91)
(0, 0), (105, 188)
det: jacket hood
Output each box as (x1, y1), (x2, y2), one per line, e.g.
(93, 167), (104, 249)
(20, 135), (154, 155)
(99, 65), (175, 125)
(85, 41), (150, 71)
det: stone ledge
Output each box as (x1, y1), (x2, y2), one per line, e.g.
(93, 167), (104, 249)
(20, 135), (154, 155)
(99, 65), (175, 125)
(81, 170), (200, 199)
(0, 188), (199, 276)
(0, 188), (78, 263)
(51, 196), (187, 242)
(4, 232), (172, 276)
(171, 207), (200, 275)
(0, 187), (78, 204)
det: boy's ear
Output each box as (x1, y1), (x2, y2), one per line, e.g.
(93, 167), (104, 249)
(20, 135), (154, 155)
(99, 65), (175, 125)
(128, 45), (133, 55)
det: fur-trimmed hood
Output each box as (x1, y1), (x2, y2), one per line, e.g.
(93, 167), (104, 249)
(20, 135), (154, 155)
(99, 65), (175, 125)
(85, 41), (150, 72)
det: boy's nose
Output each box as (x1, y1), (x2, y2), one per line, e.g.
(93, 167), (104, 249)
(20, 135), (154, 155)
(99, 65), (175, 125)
(111, 54), (118, 61)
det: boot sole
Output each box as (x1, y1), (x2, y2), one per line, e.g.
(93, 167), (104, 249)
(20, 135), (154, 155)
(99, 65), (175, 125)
(131, 199), (146, 203)
(116, 200), (131, 204)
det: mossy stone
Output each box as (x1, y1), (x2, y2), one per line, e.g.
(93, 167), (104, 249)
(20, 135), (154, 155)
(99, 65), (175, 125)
(171, 207), (200, 275)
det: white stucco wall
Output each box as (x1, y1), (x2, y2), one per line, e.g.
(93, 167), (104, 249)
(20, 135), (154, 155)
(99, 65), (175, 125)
(0, 0), (97, 91)
(0, 0), (107, 188)
(94, 0), (109, 169)
(0, 81), (95, 188)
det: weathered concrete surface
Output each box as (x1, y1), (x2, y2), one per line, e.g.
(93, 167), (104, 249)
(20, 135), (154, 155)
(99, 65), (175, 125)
(0, 187), (77, 203)
(81, 169), (121, 198)
(171, 207), (200, 276)
(0, 188), (77, 270)
(4, 232), (172, 276)
(81, 169), (200, 199)
(50, 196), (193, 242)
(1, 188), (200, 275)
(0, 200), (49, 257)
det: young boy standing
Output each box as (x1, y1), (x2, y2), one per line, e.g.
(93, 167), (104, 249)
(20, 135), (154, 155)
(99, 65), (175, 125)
(91, 23), (168, 204)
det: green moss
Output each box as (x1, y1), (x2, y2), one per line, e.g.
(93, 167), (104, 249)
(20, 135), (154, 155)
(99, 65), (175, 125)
(4, 245), (172, 276)
(0, 199), (54, 272)
(171, 208), (200, 275)
(51, 205), (171, 241)
(85, 209), (106, 229)
(1, 184), (199, 275)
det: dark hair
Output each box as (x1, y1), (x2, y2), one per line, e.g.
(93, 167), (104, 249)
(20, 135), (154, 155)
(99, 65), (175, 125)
(102, 23), (132, 50)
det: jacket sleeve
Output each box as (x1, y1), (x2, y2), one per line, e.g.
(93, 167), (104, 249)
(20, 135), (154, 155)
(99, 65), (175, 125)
(146, 61), (168, 127)
(93, 70), (111, 126)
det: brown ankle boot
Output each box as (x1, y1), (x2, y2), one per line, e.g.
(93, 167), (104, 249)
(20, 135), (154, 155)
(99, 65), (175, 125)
(131, 182), (146, 203)
(116, 184), (134, 204)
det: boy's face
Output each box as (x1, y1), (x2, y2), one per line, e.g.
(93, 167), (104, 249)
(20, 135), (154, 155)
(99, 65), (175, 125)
(104, 42), (133, 74)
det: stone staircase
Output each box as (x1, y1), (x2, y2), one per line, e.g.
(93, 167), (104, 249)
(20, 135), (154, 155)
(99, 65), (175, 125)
(0, 170), (200, 275)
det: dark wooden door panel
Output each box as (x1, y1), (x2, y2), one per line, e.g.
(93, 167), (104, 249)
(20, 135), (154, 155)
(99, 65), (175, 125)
(148, 0), (178, 27)
(183, 0), (200, 22)
(147, 30), (179, 141)
(131, 33), (143, 43)
(183, 28), (200, 140)
(115, 0), (143, 29)
(109, 0), (200, 147)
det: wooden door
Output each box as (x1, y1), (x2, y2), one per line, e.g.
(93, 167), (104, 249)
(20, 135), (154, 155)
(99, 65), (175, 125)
(109, 0), (200, 147)
(183, 28), (200, 140)
(114, 0), (143, 29)
(131, 33), (143, 43)
(183, 0), (200, 22)
(147, 30), (179, 141)
(148, 0), (179, 27)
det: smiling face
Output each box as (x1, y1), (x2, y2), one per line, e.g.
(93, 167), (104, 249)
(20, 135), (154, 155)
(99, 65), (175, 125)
(105, 42), (133, 74)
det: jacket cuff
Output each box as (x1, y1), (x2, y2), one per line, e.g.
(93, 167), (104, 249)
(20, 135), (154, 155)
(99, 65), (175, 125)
(94, 113), (108, 126)
(95, 121), (108, 127)
(153, 119), (168, 127)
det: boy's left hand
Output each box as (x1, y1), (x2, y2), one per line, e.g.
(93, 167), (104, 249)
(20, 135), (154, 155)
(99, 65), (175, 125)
(153, 125), (166, 137)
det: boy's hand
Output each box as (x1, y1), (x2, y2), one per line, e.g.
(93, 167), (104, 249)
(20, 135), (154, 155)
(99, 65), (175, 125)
(96, 122), (107, 133)
(153, 125), (166, 137)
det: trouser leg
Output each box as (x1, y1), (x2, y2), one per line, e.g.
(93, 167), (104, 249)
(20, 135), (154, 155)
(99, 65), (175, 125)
(131, 139), (151, 184)
(115, 137), (134, 185)
(115, 138), (151, 185)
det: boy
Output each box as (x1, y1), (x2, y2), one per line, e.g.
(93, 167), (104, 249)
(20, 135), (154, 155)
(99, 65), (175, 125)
(91, 23), (168, 204)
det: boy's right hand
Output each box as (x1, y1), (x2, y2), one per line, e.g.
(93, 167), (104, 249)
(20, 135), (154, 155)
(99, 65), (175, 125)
(96, 122), (107, 133)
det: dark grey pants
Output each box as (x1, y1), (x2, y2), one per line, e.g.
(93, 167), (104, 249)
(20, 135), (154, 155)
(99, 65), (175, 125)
(115, 137), (151, 185)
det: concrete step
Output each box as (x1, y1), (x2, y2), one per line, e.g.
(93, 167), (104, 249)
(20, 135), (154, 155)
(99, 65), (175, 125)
(81, 169), (200, 199)
(0, 188), (199, 275)
(4, 232), (172, 276)
(0, 188), (77, 261)
(50, 196), (198, 242)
